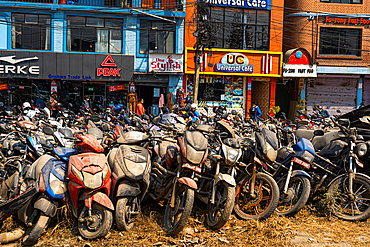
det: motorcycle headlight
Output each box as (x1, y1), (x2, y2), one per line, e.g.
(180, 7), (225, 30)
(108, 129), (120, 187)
(71, 165), (83, 182)
(223, 146), (240, 165)
(356, 143), (367, 158)
(49, 172), (67, 195)
(82, 171), (103, 190)
(302, 150), (314, 164)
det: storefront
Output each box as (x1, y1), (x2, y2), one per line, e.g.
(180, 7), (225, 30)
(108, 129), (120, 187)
(134, 54), (183, 115)
(279, 48), (317, 119)
(184, 48), (282, 116)
(0, 51), (133, 109)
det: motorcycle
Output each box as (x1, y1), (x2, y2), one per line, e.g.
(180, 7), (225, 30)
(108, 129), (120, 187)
(106, 125), (151, 231)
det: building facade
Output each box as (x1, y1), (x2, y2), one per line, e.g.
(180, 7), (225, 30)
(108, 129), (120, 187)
(184, 0), (284, 116)
(0, 0), (185, 112)
(283, 0), (370, 116)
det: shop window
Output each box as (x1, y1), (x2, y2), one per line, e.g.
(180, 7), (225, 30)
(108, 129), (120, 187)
(208, 7), (270, 51)
(320, 0), (362, 4)
(67, 16), (123, 53)
(319, 27), (361, 56)
(11, 13), (51, 50)
(139, 20), (176, 54)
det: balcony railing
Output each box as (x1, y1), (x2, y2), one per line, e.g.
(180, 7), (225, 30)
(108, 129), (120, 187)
(0, 0), (184, 11)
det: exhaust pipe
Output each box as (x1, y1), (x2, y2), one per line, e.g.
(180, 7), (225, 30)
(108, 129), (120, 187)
(0, 229), (24, 244)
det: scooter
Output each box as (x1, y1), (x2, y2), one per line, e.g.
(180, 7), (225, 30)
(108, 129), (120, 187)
(67, 133), (114, 239)
(107, 125), (151, 231)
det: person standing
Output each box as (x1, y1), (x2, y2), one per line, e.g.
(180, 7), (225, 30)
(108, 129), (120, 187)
(249, 102), (262, 123)
(166, 91), (174, 113)
(82, 95), (92, 113)
(136, 98), (145, 116)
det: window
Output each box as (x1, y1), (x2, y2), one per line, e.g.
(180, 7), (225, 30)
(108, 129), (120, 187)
(11, 13), (51, 50)
(208, 7), (270, 50)
(67, 17), (123, 53)
(139, 20), (176, 54)
(319, 27), (361, 56)
(320, 0), (361, 4)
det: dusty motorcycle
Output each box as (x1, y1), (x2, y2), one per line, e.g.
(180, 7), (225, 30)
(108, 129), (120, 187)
(148, 123), (200, 235)
(107, 127), (151, 231)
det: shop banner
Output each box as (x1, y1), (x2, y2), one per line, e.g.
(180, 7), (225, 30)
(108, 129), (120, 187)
(0, 51), (134, 81)
(283, 64), (317, 77)
(149, 54), (183, 73)
(206, 0), (271, 10)
(185, 48), (282, 77)
(0, 83), (8, 90)
(109, 84), (125, 92)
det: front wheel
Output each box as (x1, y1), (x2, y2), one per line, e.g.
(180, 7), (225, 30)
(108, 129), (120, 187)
(207, 183), (235, 230)
(115, 196), (140, 231)
(234, 172), (279, 220)
(164, 184), (194, 236)
(327, 173), (370, 221)
(22, 211), (50, 246)
(276, 175), (311, 217)
(78, 203), (113, 239)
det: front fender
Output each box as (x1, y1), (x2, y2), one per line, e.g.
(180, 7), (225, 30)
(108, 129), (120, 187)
(34, 195), (58, 218)
(84, 191), (114, 211)
(291, 170), (311, 179)
(215, 173), (236, 187)
(116, 180), (141, 198)
(178, 177), (197, 190)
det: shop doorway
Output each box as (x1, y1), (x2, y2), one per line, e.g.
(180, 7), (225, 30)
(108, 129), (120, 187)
(251, 78), (270, 118)
(136, 85), (166, 115)
(83, 82), (106, 110)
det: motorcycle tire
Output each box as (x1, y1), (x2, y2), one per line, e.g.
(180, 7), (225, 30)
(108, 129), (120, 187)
(327, 173), (370, 221)
(207, 183), (235, 230)
(234, 172), (279, 221)
(22, 211), (50, 246)
(78, 203), (113, 239)
(115, 196), (140, 231)
(276, 175), (311, 217)
(164, 185), (194, 236)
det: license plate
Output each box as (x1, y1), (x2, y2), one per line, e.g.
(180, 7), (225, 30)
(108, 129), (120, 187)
(0, 169), (7, 181)
(293, 157), (310, 169)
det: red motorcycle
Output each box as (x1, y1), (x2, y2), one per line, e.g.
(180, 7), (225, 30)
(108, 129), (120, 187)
(68, 134), (114, 239)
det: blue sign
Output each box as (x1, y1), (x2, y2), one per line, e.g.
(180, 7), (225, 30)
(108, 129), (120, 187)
(216, 64), (253, 73)
(206, 0), (270, 10)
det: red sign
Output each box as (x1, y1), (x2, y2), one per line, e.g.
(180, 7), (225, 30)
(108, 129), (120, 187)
(51, 79), (57, 93)
(97, 55), (121, 77)
(129, 81), (135, 93)
(19, 86), (24, 89)
(325, 15), (370, 25)
(109, 84), (125, 92)
(293, 157), (310, 169)
(0, 84), (8, 90)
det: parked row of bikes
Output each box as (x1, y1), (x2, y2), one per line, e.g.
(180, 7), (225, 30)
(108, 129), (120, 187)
(1, 102), (370, 245)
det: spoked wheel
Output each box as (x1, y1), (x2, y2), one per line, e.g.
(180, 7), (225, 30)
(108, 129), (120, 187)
(78, 203), (113, 239)
(234, 173), (279, 220)
(327, 173), (370, 221)
(164, 184), (194, 236)
(276, 175), (311, 216)
(207, 183), (235, 230)
(116, 196), (141, 231)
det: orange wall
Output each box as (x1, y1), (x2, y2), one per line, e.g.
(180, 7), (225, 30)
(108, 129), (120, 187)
(184, 0), (284, 52)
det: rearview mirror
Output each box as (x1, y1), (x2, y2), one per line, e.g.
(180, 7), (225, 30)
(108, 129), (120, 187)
(43, 126), (54, 135)
(220, 132), (229, 138)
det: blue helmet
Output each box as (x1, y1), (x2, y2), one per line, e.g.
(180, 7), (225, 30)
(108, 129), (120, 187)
(114, 105), (122, 113)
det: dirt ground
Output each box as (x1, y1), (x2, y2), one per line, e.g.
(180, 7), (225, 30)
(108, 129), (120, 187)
(2, 200), (370, 247)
